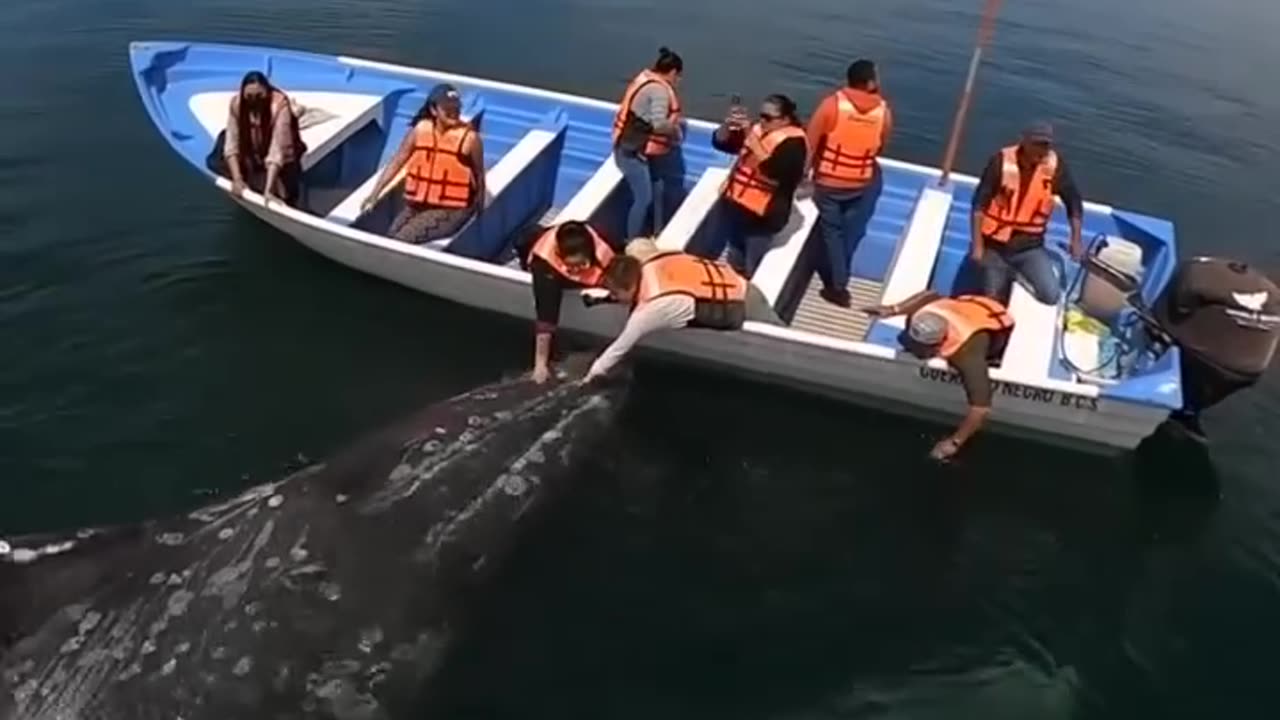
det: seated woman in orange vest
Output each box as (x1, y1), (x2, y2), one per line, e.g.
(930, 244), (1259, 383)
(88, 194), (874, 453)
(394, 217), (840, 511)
(581, 251), (781, 383)
(362, 84), (485, 244)
(711, 94), (809, 277)
(861, 290), (1016, 461)
(805, 60), (894, 307)
(971, 122), (1083, 305)
(216, 71), (307, 206)
(516, 220), (618, 384)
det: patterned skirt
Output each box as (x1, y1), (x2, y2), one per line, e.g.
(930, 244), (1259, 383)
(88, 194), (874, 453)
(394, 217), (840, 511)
(388, 203), (476, 244)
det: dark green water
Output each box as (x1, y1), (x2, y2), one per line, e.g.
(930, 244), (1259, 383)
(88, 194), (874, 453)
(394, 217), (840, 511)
(3, 0), (1280, 716)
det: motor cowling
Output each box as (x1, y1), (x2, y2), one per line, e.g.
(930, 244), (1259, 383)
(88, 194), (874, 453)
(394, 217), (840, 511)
(1155, 256), (1280, 380)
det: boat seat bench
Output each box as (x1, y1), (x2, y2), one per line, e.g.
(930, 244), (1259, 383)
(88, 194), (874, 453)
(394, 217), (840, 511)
(652, 166), (731, 253)
(877, 184), (954, 330)
(999, 283), (1060, 382)
(421, 112), (569, 258)
(550, 156), (625, 224)
(750, 197), (821, 308)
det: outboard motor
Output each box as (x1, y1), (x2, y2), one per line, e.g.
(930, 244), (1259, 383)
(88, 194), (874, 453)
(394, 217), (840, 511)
(1153, 257), (1280, 425)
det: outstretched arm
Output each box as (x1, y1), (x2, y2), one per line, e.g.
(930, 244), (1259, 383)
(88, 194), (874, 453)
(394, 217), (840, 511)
(803, 95), (836, 174)
(1056, 157), (1085, 258)
(932, 334), (994, 461)
(363, 130), (416, 209)
(861, 289), (941, 318)
(969, 154), (1001, 261)
(224, 100), (247, 193)
(585, 296), (695, 381)
(467, 132), (486, 208)
(529, 259), (565, 383)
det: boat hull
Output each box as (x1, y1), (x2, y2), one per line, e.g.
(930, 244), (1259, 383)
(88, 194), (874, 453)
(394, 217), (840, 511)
(239, 198), (1167, 454)
(132, 40), (1179, 455)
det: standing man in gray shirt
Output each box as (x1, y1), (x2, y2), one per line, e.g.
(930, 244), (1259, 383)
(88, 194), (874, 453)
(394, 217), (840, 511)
(611, 47), (687, 239)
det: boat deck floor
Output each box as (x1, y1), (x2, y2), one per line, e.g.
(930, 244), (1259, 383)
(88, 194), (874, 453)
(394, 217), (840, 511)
(790, 276), (883, 342)
(714, 246), (881, 343)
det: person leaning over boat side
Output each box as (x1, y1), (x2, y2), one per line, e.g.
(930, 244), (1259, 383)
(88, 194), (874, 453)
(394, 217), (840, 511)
(712, 94), (809, 277)
(861, 290), (1016, 461)
(805, 59), (893, 307)
(515, 220), (618, 384)
(971, 122), (1083, 305)
(362, 84), (485, 244)
(613, 47), (686, 238)
(221, 71), (306, 206)
(580, 251), (782, 383)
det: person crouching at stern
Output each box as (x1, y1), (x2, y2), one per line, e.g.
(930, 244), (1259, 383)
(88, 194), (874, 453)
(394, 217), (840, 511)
(581, 250), (781, 383)
(518, 220), (618, 384)
(862, 290), (1016, 461)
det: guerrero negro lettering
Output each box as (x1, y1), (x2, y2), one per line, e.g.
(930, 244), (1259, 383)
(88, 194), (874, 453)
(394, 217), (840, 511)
(917, 366), (1100, 411)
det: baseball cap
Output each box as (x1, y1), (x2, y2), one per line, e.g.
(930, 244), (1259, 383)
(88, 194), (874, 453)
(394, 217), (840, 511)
(1022, 120), (1054, 144)
(907, 310), (948, 346)
(428, 83), (461, 106)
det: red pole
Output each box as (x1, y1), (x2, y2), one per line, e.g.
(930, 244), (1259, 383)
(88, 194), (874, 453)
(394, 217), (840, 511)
(938, 0), (1004, 186)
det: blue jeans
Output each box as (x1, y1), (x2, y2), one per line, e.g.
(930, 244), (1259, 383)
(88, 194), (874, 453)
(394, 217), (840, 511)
(615, 147), (684, 238)
(813, 179), (881, 290)
(979, 242), (1062, 305)
(719, 200), (773, 277)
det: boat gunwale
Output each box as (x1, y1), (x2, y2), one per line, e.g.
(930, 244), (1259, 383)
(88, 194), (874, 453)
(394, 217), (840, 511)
(129, 39), (1187, 414)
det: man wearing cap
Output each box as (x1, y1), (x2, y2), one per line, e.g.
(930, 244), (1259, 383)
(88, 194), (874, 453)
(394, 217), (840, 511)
(971, 122), (1084, 306)
(861, 289), (1016, 461)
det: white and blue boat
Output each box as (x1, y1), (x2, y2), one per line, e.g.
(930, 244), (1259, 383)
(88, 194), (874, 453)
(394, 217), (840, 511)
(128, 40), (1189, 454)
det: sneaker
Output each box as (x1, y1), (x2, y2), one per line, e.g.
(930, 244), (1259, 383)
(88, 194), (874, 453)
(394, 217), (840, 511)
(820, 286), (852, 308)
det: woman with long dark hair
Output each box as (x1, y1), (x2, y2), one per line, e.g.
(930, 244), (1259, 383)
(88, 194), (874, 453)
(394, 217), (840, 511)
(221, 71), (306, 206)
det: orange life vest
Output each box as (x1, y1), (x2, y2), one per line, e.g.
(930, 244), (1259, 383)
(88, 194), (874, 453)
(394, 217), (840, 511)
(979, 146), (1060, 243)
(527, 224), (616, 287)
(635, 252), (748, 330)
(403, 120), (476, 208)
(723, 123), (808, 217)
(918, 295), (1015, 359)
(612, 70), (683, 156)
(814, 90), (887, 189)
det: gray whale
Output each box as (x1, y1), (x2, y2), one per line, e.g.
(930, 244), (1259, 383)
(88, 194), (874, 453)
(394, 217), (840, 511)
(1, 370), (624, 719)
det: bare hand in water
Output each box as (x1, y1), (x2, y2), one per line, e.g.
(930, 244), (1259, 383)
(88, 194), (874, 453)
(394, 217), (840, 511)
(930, 437), (961, 462)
